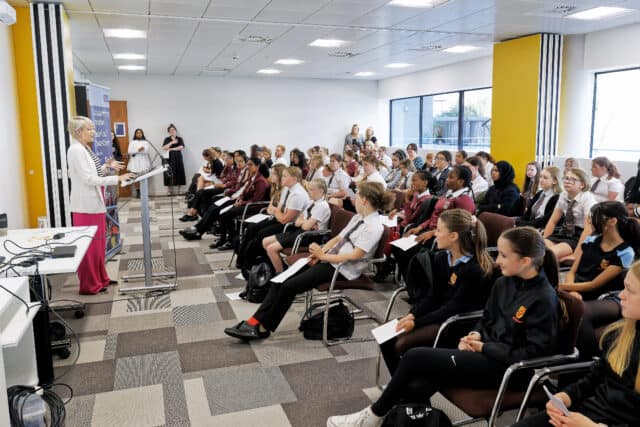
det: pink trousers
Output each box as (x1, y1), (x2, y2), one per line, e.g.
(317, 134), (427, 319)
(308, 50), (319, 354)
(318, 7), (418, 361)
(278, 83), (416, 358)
(72, 211), (109, 294)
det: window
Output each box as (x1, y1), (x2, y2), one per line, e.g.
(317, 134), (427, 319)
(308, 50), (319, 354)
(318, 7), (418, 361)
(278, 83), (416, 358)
(390, 97), (420, 147)
(591, 68), (640, 160)
(390, 87), (491, 152)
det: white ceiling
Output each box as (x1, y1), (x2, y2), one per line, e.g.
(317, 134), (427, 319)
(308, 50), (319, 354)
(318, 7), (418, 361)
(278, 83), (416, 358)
(10, 0), (640, 79)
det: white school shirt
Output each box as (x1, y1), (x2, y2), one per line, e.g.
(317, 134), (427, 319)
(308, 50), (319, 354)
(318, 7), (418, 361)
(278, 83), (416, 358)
(332, 212), (384, 280)
(278, 182), (310, 212)
(273, 156), (289, 166)
(324, 169), (351, 194)
(307, 166), (324, 182)
(471, 175), (489, 196)
(365, 171), (387, 189)
(127, 140), (151, 173)
(303, 199), (332, 230)
(590, 175), (624, 203)
(555, 191), (597, 228)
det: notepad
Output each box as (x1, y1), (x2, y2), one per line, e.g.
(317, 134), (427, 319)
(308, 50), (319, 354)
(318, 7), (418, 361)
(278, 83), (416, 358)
(543, 385), (569, 416)
(271, 257), (310, 283)
(390, 235), (418, 251)
(371, 319), (405, 344)
(380, 215), (398, 227)
(245, 213), (271, 224)
(214, 196), (231, 206)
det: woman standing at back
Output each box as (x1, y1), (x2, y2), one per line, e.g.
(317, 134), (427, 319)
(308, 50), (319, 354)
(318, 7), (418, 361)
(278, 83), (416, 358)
(162, 123), (186, 193)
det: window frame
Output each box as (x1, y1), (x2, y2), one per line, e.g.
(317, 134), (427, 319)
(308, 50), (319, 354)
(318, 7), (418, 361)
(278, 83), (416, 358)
(389, 86), (492, 150)
(590, 66), (640, 158)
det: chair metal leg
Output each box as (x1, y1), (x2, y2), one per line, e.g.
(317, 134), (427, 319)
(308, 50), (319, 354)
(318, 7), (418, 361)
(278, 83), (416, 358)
(375, 286), (407, 390)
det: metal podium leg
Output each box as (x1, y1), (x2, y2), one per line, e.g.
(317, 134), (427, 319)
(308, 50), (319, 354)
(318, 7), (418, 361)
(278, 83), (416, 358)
(120, 178), (177, 294)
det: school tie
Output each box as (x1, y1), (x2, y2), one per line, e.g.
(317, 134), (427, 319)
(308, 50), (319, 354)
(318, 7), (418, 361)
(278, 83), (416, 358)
(564, 199), (577, 234)
(329, 220), (364, 254)
(530, 193), (546, 218)
(280, 190), (290, 213)
(306, 203), (315, 219)
(591, 179), (600, 193)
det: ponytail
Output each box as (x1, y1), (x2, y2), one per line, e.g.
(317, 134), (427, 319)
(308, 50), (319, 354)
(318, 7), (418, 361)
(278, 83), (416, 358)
(542, 248), (559, 289)
(473, 219), (494, 277)
(440, 209), (493, 277)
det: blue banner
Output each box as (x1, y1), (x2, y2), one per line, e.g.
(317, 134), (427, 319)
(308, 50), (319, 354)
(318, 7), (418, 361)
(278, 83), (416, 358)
(87, 84), (122, 259)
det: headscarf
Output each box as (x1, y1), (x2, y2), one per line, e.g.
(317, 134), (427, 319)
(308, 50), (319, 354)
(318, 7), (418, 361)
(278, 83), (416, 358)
(493, 160), (515, 189)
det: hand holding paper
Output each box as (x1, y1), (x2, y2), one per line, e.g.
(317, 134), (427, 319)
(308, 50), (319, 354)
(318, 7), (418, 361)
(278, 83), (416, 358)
(371, 319), (405, 344)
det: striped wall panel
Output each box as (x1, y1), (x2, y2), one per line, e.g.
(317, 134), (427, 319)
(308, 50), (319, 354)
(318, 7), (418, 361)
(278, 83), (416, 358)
(536, 33), (563, 167)
(31, 3), (72, 227)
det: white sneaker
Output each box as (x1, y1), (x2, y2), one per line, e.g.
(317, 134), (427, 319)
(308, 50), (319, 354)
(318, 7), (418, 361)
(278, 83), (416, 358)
(327, 406), (383, 427)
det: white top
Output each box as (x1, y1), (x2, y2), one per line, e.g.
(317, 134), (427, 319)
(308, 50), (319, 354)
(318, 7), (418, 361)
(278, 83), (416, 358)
(484, 161), (494, 184)
(303, 199), (331, 230)
(279, 182), (310, 212)
(67, 140), (119, 213)
(273, 156), (289, 166)
(307, 167), (324, 181)
(381, 154), (392, 169)
(555, 190), (597, 228)
(590, 175), (624, 203)
(471, 175), (489, 196)
(332, 212), (384, 280)
(364, 171), (387, 189)
(127, 139), (151, 173)
(324, 169), (351, 194)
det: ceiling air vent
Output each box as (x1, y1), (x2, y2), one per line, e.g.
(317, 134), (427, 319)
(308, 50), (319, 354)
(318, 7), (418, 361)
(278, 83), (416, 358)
(202, 66), (232, 74)
(526, 4), (577, 17)
(328, 51), (358, 58)
(408, 44), (443, 52)
(237, 35), (272, 44)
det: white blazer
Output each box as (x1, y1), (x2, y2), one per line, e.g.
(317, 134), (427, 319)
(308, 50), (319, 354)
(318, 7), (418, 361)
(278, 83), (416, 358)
(67, 139), (119, 213)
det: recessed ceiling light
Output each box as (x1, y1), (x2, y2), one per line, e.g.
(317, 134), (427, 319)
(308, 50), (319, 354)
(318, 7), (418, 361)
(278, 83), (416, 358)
(104, 28), (147, 39)
(309, 39), (349, 48)
(442, 45), (481, 53)
(257, 69), (281, 74)
(354, 72), (376, 77)
(388, 0), (442, 7)
(384, 63), (413, 69)
(275, 58), (304, 65)
(113, 53), (146, 60)
(118, 65), (145, 71)
(566, 6), (633, 20)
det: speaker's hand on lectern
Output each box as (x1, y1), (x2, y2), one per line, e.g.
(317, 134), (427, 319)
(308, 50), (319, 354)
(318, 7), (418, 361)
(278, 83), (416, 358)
(118, 173), (136, 182)
(106, 159), (126, 170)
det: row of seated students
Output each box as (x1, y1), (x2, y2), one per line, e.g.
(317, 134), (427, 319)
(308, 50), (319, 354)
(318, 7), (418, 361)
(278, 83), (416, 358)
(175, 145), (640, 426)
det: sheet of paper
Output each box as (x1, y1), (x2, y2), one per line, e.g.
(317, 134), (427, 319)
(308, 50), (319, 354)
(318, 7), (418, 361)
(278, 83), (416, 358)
(271, 257), (310, 284)
(371, 319), (405, 344)
(543, 385), (569, 416)
(225, 291), (243, 301)
(390, 235), (418, 251)
(214, 196), (231, 206)
(220, 205), (233, 214)
(245, 213), (271, 224)
(234, 273), (244, 280)
(380, 215), (397, 228)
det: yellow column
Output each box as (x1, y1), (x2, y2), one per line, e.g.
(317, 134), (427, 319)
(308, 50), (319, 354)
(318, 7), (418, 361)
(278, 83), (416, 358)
(12, 7), (46, 228)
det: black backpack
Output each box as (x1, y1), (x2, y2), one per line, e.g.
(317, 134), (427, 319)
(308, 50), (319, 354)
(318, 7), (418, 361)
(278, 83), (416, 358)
(405, 250), (435, 303)
(243, 261), (274, 303)
(299, 299), (354, 340)
(382, 404), (452, 427)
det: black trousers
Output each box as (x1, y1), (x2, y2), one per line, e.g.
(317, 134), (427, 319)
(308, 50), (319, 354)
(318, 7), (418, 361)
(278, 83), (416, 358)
(194, 199), (233, 234)
(218, 205), (245, 243)
(237, 219), (285, 269)
(391, 243), (428, 284)
(253, 263), (344, 332)
(511, 404), (609, 427)
(380, 323), (441, 375)
(187, 174), (200, 196)
(371, 347), (505, 416)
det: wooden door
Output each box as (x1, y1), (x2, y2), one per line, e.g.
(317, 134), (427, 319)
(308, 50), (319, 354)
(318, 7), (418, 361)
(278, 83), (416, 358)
(109, 100), (130, 197)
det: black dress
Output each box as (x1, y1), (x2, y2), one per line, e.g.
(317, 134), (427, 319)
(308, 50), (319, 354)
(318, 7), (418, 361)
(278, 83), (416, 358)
(162, 136), (186, 186)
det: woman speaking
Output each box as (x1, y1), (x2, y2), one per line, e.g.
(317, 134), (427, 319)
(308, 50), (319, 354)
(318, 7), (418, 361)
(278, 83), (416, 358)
(67, 116), (134, 295)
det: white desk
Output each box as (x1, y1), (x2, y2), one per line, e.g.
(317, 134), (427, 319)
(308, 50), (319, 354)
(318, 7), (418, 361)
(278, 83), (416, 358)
(0, 277), (40, 426)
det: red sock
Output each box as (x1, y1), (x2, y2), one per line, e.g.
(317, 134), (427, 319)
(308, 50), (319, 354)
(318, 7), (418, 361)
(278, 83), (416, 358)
(247, 317), (259, 326)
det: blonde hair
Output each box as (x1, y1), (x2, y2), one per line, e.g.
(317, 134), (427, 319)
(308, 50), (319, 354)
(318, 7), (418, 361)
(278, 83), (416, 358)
(68, 116), (92, 138)
(309, 178), (328, 197)
(270, 164), (286, 201)
(284, 166), (302, 182)
(310, 153), (325, 168)
(600, 260), (640, 392)
(544, 166), (563, 194)
(567, 168), (591, 192)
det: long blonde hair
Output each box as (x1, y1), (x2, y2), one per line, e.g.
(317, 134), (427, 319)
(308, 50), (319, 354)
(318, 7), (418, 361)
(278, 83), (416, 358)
(600, 260), (640, 392)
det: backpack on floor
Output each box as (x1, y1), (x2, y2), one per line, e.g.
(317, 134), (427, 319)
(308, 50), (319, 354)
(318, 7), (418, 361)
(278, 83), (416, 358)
(243, 260), (274, 303)
(382, 404), (452, 427)
(299, 299), (354, 341)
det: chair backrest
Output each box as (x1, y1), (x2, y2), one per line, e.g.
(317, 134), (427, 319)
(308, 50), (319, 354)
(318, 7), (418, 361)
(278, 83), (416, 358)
(392, 189), (405, 211)
(329, 205), (355, 239)
(557, 290), (585, 354)
(478, 212), (516, 247)
(374, 226), (391, 259)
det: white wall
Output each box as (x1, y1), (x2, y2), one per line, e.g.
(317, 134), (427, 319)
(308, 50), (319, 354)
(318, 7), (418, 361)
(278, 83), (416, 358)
(92, 74), (378, 195)
(376, 56), (493, 147)
(584, 23), (640, 71)
(0, 24), (27, 228)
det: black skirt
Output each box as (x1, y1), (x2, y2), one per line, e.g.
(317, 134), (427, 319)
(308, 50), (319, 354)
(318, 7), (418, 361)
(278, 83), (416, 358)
(274, 228), (304, 248)
(164, 151), (186, 186)
(547, 226), (584, 250)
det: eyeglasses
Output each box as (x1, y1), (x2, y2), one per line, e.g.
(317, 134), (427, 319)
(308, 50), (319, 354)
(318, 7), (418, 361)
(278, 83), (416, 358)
(436, 156), (446, 161)
(562, 177), (578, 183)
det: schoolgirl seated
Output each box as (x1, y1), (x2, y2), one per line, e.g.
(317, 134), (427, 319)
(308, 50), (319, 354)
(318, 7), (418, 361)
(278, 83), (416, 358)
(343, 150), (359, 178)
(393, 165), (475, 282)
(384, 150), (406, 189)
(477, 160), (521, 216)
(236, 166), (309, 273)
(381, 209), (494, 375)
(395, 159), (415, 191)
(512, 260), (640, 427)
(194, 147), (224, 191)
(328, 227), (561, 427)
(475, 151), (495, 184)
(185, 148), (213, 202)
(521, 161), (541, 208)
(179, 150), (246, 222)
(290, 148), (309, 179)
(322, 153), (352, 200)
(624, 158), (640, 218)
(559, 201), (640, 359)
(388, 171), (435, 229)
(262, 179), (331, 274)
(406, 143), (424, 170)
(335, 155), (387, 212)
(224, 182), (392, 341)
(544, 168), (597, 261)
(213, 164), (286, 251)
(432, 150), (452, 196)
(306, 153), (324, 181)
(516, 165), (562, 229)
(179, 156), (267, 240)
(590, 156), (624, 203)
(463, 156), (489, 201)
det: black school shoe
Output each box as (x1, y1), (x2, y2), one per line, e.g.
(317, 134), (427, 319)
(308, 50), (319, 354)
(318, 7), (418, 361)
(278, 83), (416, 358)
(224, 321), (270, 341)
(179, 229), (202, 240)
(179, 214), (198, 222)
